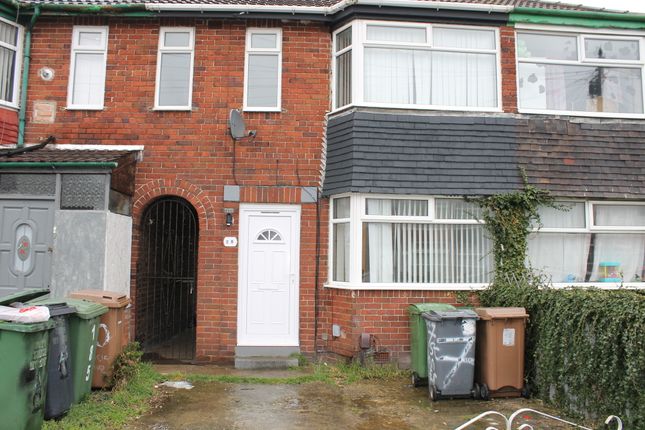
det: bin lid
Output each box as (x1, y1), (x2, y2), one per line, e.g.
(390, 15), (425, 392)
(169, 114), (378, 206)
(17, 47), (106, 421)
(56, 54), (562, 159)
(475, 307), (528, 320)
(0, 288), (50, 306)
(29, 297), (108, 319)
(42, 302), (77, 317)
(69, 290), (130, 308)
(422, 309), (478, 322)
(408, 303), (456, 315)
(0, 319), (56, 333)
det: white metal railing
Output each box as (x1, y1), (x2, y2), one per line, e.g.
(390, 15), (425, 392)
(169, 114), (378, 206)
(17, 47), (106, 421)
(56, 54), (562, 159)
(454, 408), (623, 430)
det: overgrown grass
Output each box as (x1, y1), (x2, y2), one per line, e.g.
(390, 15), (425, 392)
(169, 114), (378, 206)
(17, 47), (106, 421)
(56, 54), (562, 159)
(42, 362), (162, 430)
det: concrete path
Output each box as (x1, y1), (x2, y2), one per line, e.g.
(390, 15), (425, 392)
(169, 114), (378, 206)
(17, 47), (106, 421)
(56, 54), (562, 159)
(126, 365), (576, 430)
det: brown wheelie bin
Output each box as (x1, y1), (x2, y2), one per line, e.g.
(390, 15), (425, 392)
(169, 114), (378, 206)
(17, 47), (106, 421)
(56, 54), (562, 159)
(69, 290), (130, 388)
(474, 307), (529, 399)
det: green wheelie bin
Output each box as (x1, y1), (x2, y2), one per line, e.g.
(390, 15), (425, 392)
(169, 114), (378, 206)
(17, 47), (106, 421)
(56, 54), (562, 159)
(30, 296), (108, 404)
(0, 290), (55, 430)
(408, 303), (456, 387)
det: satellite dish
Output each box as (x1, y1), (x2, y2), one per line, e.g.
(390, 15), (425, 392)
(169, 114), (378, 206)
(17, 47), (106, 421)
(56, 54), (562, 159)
(229, 109), (256, 139)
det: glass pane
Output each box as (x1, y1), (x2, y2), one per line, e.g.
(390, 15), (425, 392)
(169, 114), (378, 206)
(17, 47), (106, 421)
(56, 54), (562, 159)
(433, 27), (495, 50)
(164, 31), (191, 48)
(364, 48), (431, 105)
(431, 51), (497, 107)
(517, 33), (578, 60)
(61, 174), (106, 210)
(72, 53), (105, 106)
(366, 25), (426, 43)
(13, 223), (33, 274)
(585, 38), (639, 61)
(336, 27), (352, 51)
(435, 199), (481, 220)
(594, 205), (645, 227)
(529, 232), (645, 283)
(366, 199), (428, 216)
(158, 53), (191, 107)
(518, 63), (643, 114)
(0, 174), (56, 195)
(335, 50), (352, 107)
(0, 21), (18, 46)
(333, 223), (350, 282)
(538, 202), (585, 228)
(0, 46), (16, 103)
(333, 197), (350, 219)
(251, 33), (277, 49)
(78, 31), (103, 48)
(246, 54), (279, 108)
(528, 232), (591, 283)
(362, 222), (492, 283)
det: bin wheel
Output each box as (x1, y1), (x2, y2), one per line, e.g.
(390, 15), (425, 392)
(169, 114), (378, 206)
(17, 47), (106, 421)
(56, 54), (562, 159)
(411, 372), (423, 387)
(429, 385), (439, 401)
(473, 383), (481, 400)
(480, 384), (490, 401)
(521, 385), (530, 398)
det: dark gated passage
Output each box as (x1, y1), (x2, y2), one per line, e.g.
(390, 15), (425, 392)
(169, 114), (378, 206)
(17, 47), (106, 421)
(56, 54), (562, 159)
(137, 197), (198, 361)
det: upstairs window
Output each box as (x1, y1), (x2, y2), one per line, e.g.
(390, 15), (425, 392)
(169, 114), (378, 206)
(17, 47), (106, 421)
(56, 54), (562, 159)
(332, 21), (500, 112)
(155, 27), (195, 110)
(517, 30), (644, 117)
(67, 26), (108, 110)
(0, 18), (21, 107)
(244, 28), (282, 111)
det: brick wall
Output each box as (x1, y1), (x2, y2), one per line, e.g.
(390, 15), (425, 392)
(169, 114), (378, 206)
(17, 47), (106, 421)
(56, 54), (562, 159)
(25, 16), (331, 361)
(500, 26), (518, 114)
(0, 108), (18, 145)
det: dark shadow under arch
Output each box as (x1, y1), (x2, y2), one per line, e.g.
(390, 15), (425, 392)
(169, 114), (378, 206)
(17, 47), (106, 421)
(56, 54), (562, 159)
(136, 196), (198, 361)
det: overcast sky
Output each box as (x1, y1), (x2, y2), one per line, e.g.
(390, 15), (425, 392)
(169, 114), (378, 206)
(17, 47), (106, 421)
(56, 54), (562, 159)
(549, 0), (645, 13)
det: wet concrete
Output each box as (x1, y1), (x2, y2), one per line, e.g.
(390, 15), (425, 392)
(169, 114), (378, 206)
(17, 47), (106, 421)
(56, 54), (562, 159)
(127, 366), (576, 430)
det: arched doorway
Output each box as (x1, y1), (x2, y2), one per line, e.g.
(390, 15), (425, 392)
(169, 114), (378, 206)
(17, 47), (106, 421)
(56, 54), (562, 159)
(137, 197), (198, 361)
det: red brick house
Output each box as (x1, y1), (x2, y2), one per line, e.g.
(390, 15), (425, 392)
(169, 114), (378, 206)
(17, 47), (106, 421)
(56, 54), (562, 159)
(1, 0), (644, 366)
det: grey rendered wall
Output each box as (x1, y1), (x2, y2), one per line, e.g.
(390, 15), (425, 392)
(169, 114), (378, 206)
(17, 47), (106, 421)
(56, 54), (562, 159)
(104, 212), (132, 296)
(50, 211), (107, 298)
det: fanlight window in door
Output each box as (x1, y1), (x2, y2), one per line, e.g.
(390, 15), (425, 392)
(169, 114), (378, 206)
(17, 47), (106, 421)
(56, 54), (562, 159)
(13, 223), (34, 274)
(256, 229), (282, 242)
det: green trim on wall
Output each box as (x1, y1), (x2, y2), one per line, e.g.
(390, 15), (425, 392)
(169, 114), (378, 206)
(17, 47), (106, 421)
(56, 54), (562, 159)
(511, 7), (645, 29)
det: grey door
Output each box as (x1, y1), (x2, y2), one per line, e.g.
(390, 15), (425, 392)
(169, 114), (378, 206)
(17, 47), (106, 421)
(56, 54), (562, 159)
(0, 200), (54, 297)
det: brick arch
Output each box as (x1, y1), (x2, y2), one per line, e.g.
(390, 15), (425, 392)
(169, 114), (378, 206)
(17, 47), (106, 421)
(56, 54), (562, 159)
(133, 179), (214, 231)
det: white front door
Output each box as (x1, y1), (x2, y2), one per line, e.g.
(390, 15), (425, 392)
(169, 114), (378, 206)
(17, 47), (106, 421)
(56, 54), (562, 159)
(238, 205), (300, 346)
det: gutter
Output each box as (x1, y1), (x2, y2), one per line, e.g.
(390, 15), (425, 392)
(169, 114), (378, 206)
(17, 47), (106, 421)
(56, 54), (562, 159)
(511, 7), (645, 29)
(145, 0), (512, 14)
(17, 6), (39, 148)
(0, 161), (118, 169)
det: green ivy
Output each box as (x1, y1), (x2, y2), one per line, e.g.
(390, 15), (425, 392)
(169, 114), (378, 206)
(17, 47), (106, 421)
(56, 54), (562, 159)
(471, 174), (645, 427)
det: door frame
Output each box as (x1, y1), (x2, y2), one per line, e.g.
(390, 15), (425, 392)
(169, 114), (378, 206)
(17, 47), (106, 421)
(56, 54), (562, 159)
(237, 204), (301, 347)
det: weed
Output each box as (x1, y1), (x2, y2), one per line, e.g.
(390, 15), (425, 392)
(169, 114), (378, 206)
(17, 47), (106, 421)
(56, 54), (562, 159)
(110, 342), (144, 389)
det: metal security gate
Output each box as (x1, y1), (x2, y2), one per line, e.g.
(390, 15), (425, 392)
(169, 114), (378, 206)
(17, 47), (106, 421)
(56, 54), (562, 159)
(137, 197), (198, 361)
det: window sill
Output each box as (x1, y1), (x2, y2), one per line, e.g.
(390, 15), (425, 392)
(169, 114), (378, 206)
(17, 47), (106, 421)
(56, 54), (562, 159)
(243, 107), (281, 113)
(329, 102), (503, 116)
(0, 101), (19, 111)
(518, 108), (645, 120)
(325, 282), (489, 291)
(152, 106), (193, 112)
(65, 106), (104, 111)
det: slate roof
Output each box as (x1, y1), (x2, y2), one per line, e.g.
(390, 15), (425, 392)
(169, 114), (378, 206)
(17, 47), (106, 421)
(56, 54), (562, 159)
(323, 111), (645, 199)
(18, 0), (609, 12)
(0, 147), (136, 164)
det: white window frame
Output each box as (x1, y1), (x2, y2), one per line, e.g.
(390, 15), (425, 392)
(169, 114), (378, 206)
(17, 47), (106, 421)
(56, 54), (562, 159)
(243, 28), (282, 112)
(328, 194), (491, 291)
(66, 26), (109, 110)
(154, 27), (195, 111)
(0, 17), (23, 108)
(529, 200), (645, 288)
(515, 24), (645, 119)
(331, 20), (502, 113)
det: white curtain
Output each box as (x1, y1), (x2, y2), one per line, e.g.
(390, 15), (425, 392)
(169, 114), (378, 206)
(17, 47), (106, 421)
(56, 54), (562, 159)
(366, 200), (394, 282)
(431, 51), (496, 107)
(364, 48), (431, 105)
(528, 233), (591, 283)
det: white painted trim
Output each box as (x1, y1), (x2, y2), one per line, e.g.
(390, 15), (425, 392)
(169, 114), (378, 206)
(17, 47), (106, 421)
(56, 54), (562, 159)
(154, 27), (195, 111)
(237, 204), (301, 347)
(514, 23), (645, 37)
(0, 17), (23, 108)
(243, 28), (282, 112)
(66, 26), (109, 110)
(146, 0), (512, 14)
(325, 282), (645, 291)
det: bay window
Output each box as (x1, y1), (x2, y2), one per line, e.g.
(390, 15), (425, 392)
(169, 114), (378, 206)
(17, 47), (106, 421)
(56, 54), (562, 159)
(0, 18), (21, 107)
(330, 195), (493, 289)
(517, 29), (645, 117)
(333, 21), (500, 111)
(528, 202), (645, 285)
